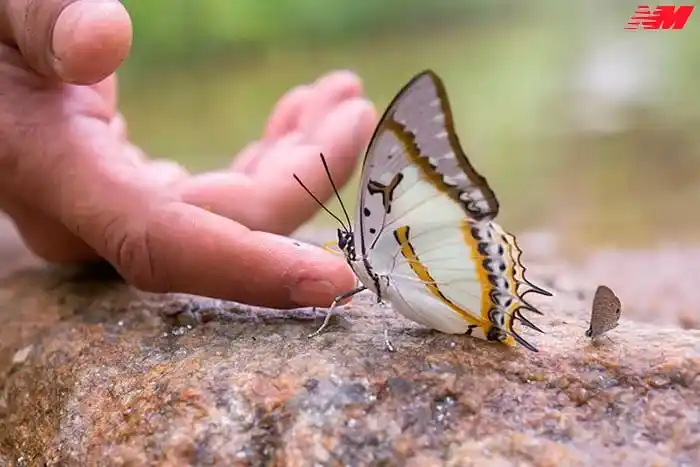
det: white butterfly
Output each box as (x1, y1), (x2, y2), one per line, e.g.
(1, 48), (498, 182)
(295, 70), (552, 352)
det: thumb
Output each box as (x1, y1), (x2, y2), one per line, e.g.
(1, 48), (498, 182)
(1, 0), (132, 84)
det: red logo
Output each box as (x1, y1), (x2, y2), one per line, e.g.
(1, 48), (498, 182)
(625, 4), (695, 30)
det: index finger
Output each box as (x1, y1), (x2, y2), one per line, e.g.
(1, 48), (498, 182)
(122, 203), (357, 308)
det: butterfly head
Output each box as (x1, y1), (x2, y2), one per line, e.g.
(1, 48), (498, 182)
(292, 153), (357, 263)
(337, 229), (356, 261)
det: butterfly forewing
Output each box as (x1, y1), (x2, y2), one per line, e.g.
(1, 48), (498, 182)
(355, 71), (499, 255)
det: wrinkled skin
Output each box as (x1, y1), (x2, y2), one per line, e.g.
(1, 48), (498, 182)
(0, 0), (377, 308)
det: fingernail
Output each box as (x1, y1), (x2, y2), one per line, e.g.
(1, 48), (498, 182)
(291, 279), (335, 307)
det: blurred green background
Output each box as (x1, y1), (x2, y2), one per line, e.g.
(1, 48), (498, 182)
(119, 0), (700, 256)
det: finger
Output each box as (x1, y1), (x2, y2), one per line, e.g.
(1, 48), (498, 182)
(253, 98), (377, 232)
(229, 132), (304, 175)
(145, 159), (189, 188)
(177, 171), (269, 230)
(110, 112), (128, 140)
(230, 71), (364, 174)
(297, 70), (365, 133)
(228, 141), (265, 174)
(179, 99), (376, 233)
(262, 84), (311, 141)
(105, 202), (357, 308)
(178, 99), (374, 233)
(1, 0), (132, 84)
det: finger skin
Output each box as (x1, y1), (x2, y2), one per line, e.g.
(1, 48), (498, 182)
(296, 70), (364, 133)
(234, 70), (368, 174)
(253, 98), (377, 233)
(1, 0), (132, 83)
(0, 195), (97, 262)
(186, 73), (378, 234)
(120, 202), (356, 308)
(177, 97), (376, 234)
(262, 84), (312, 141)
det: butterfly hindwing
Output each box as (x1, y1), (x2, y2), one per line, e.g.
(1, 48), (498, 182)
(371, 217), (489, 332)
(366, 214), (546, 350)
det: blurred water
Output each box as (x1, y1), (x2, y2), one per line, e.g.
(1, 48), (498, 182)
(119, 10), (700, 257)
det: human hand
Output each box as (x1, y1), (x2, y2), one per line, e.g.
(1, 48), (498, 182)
(0, 0), (377, 308)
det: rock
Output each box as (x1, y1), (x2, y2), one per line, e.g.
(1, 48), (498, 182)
(1, 221), (700, 466)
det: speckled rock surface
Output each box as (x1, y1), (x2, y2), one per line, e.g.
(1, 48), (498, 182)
(1, 221), (699, 467)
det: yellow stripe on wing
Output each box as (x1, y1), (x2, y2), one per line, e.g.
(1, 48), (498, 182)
(393, 225), (487, 328)
(459, 221), (493, 323)
(387, 123), (459, 200)
(460, 220), (517, 346)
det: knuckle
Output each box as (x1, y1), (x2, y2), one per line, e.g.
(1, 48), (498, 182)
(13, 0), (62, 78)
(101, 212), (165, 292)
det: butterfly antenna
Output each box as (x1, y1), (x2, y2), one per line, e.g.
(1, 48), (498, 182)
(319, 153), (353, 232)
(293, 174), (348, 231)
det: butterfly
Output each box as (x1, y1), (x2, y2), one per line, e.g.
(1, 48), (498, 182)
(294, 70), (552, 352)
(586, 285), (622, 340)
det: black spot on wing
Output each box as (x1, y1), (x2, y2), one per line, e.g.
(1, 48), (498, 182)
(367, 173), (404, 214)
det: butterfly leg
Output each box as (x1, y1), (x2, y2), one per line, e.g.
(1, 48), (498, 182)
(308, 286), (367, 338)
(595, 334), (615, 346)
(372, 298), (396, 352)
(383, 328), (396, 352)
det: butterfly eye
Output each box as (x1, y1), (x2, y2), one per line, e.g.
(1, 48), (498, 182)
(337, 229), (347, 249)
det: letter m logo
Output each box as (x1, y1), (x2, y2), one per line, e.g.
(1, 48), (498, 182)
(625, 4), (695, 30)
